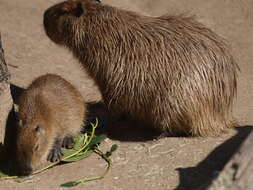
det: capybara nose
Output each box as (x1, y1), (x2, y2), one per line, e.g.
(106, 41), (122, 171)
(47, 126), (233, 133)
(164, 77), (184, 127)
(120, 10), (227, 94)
(18, 164), (33, 176)
(43, 4), (61, 29)
(43, 1), (69, 27)
(43, 6), (55, 33)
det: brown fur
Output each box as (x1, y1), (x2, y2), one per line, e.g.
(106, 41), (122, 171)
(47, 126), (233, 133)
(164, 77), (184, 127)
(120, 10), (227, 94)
(43, 0), (239, 137)
(16, 74), (85, 173)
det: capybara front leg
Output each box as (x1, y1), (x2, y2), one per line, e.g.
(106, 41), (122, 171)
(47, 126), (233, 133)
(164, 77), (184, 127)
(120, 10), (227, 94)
(47, 138), (63, 162)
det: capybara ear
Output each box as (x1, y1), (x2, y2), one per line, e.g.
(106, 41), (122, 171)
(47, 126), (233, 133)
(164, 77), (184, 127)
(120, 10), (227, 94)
(61, 1), (84, 17)
(66, 1), (84, 17)
(73, 2), (84, 17)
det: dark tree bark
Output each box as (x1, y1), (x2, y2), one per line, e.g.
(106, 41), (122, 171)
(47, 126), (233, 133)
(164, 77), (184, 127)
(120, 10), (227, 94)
(0, 34), (13, 143)
(207, 130), (253, 190)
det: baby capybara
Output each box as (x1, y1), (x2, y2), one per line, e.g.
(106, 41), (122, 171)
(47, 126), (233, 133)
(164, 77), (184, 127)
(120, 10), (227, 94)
(43, 0), (239, 137)
(16, 74), (85, 174)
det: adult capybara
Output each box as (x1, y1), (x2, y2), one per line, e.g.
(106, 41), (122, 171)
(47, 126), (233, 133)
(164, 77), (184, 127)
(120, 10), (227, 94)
(16, 74), (86, 174)
(43, 0), (239, 137)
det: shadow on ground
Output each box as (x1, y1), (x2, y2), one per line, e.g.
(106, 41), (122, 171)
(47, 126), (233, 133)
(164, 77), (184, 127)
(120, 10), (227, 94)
(0, 84), (24, 175)
(4, 84), (24, 156)
(0, 106), (19, 176)
(10, 84), (24, 105)
(86, 101), (162, 142)
(175, 125), (253, 190)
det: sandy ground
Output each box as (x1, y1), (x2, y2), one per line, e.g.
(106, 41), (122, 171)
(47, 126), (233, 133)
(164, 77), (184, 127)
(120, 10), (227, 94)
(0, 0), (253, 189)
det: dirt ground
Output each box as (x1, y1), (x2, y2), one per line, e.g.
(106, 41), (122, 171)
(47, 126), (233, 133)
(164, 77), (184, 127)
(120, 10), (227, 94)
(0, 0), (253, 189)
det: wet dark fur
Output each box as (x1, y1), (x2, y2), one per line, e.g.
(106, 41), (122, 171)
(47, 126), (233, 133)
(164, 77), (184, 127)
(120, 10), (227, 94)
(16, 74), (85, 174)
(43, 0), (239, 137)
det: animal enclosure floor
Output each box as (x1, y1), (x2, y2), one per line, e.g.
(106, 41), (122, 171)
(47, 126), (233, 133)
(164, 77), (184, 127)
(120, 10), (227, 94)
(0, 0), (253, 189)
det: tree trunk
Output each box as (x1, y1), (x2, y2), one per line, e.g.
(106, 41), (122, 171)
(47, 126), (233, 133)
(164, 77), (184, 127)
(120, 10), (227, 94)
(0, 34), (12, 144)
(207, 130), (253, 190)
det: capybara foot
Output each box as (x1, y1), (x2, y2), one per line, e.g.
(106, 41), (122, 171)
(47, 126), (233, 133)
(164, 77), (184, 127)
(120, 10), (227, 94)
(47, 139), (63, 162)
(155, 130), (189, 139)
(155, 132), (170, 139)
(62, 135), (75, 149)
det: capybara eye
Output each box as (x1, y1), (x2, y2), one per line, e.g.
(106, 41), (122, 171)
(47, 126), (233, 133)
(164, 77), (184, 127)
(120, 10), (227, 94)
(72, 2), (84, 17)
(93, 0), (101, 3)
(35, 125), (43, 132)
(61, 9), (69, 15)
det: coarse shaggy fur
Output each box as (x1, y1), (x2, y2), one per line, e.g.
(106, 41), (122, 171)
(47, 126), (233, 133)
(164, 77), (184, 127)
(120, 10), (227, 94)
(43, 0), (239, 136)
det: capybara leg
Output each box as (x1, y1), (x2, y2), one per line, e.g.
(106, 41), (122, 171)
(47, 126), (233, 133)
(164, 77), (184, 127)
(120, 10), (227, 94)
(190, 116), (230, 137)
(47, 138), (63, 162)
(155, 131), (170, 139)
(155, 124), (190, 138)
(62, 135), (75, 149)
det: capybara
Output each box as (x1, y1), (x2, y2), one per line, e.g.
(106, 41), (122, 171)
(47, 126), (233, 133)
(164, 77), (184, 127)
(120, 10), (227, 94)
(43, 0), (239, 137)
(16, 74), (86, 174)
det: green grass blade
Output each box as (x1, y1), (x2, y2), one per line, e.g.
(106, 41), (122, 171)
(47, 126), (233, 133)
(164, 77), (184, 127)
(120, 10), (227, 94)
(60, 181), (79, 188)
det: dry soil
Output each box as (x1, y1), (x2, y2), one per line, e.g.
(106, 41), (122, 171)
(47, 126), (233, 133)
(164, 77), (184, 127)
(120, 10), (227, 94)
(0, 0), (253, 190)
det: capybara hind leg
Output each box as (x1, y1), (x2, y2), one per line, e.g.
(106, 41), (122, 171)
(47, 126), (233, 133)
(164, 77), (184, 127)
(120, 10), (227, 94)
(47, 139), (63, 162)
(62, 135), (75, 149)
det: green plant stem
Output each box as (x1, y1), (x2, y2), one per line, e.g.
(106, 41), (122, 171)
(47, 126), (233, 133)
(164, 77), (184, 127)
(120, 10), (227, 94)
(0, 176), (18, 180)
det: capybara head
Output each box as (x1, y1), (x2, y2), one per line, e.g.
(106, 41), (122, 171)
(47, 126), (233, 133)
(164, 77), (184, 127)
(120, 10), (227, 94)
(16, 115), (53, 175)
(44, 0), (101, 46)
